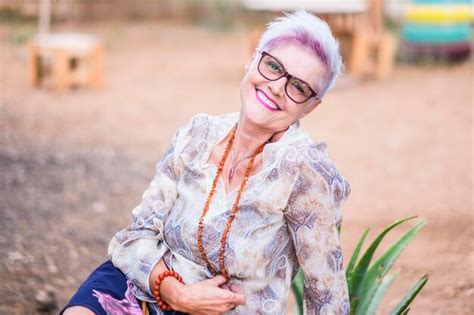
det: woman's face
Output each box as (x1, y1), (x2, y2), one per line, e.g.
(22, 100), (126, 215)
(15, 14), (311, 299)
(239, 43), (327, 133)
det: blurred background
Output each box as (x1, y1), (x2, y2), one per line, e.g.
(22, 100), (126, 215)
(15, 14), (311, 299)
(0, 0), (472, 314)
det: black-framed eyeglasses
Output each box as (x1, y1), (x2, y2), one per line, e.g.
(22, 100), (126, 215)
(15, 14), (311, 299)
(257, 51), (318, 104)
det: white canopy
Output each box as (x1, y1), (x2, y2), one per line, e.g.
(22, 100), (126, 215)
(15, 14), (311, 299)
(241, 0), (367, 14)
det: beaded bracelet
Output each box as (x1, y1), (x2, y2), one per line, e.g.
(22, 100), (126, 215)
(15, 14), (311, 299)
(152, 270), (185, 311)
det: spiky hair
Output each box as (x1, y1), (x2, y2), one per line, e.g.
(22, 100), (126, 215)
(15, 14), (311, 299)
(256, 10), (344, 98)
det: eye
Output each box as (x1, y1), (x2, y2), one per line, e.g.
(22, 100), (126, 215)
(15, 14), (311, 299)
(291, 80), (305, 94)
(266, 60), (282, 73)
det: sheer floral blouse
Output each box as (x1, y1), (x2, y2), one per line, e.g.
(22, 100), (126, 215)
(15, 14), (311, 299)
(108, 112), (351, 315)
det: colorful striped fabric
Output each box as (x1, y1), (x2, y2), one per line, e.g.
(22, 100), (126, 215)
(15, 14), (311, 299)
(401, 0), (472, 60)
(402, 23), (471, 42)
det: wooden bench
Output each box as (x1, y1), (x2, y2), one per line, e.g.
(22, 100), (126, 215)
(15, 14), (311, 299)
(29, 32), (104, 91)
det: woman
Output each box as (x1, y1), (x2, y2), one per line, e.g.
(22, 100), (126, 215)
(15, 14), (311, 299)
(63, 10), (351, 315)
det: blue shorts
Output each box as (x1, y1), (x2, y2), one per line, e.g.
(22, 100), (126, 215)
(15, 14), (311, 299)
(61, 260), (187, 315)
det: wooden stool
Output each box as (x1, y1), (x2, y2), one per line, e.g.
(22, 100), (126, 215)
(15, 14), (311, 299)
(29, 33), (104, 91)
(350, 31), (396, 79)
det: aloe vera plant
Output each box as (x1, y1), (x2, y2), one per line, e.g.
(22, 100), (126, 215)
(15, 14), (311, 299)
(291, 216), (428, 315)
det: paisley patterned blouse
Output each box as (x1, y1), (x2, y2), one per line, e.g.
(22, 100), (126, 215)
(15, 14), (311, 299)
(108, 112), (351, 315)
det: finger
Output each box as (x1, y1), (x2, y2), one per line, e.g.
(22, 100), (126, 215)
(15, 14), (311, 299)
(230, 293), (246, 305)
(219, 283), (231, 291)
(209, 275), (227, 287)
(229, 284), (241, 293)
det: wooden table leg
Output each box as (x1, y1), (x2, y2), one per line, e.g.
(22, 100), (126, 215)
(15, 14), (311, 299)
(28, 44), (40, 87)
(90, 44), (104, 89)
(375, 32), (396, 80)
(52, 49), (69, 92)
(349, 31), (369, 75)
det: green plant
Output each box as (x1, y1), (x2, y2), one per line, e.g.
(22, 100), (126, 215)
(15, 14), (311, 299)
(292, 216), (428, 315)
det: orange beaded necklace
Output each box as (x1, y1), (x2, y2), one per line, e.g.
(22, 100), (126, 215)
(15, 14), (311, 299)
(197, 124), (266, 280)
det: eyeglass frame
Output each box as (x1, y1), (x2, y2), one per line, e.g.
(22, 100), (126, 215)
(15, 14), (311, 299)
(256, 50), (319, 104)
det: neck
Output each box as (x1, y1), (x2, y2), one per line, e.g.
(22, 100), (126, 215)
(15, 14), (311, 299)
(232, 115), (289, 158)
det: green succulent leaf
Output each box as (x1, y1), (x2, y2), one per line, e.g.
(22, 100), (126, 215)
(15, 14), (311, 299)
(389, 275), (428, 315)
(346, 228), (369, 279)
(291, 217), (428, 315)
(366, 271), (399, 314)
(355, 220), (427, 315)
(292, 269), (304, 315)
(349, 216), (417, 309)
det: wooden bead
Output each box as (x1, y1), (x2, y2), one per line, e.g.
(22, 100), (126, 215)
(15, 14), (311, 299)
(196, 124), (266, 281)
(153, 269), (185, 312)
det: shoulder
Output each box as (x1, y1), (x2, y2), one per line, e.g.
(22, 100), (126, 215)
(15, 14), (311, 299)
(289, 133), (351, 208)
(172, 113), (212, 148)
(310, 142), (350, 206)
(178, 112), (238, 140)
(178, 112), (211, 138)
(173, 112), (238, 162)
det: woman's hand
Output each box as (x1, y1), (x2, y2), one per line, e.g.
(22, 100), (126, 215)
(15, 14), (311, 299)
(150, 260), (245, 314)
(175, 275), (245, 315)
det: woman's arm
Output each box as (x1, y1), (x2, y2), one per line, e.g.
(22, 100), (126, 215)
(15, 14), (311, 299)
(108, 115), (245, 313)
(108, 121), (187, 298)
(284, 159), (351, 315)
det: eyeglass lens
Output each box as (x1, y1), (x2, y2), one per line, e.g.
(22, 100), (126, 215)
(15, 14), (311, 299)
(258, 53), (314, 103)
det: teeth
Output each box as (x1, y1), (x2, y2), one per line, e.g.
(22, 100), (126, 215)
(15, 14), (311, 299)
(257, 90), (279, 110)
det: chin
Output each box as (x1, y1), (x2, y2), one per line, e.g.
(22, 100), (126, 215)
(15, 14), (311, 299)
(241, 102), (275, 127)
(240, 86), (282, 126)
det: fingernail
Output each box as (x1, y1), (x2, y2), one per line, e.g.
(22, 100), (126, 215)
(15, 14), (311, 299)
(230, 284), (240, 292)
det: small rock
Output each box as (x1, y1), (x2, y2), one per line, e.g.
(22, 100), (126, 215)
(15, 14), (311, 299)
(35, 288), (57, 313)
(45, 256), (58, 274)
(8, 251), (24, 262)
(79, 245), (90, 256)
(443, 286), (457, 298)
(69, 247), (79, 260)
(456, 279), (467, 289)
(52, 277), (67, 287)
(465, 288), (474, 297)
(92, 201), (107, 213)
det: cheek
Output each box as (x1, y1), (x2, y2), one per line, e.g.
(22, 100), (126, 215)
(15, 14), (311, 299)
(239, 76), (255, 108)
(244, 73), (259, 88)
(240, 70), (255, 90)
(240, 72), (261, 100)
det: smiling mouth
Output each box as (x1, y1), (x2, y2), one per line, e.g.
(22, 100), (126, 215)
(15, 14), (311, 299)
(256, 89), (281, 111)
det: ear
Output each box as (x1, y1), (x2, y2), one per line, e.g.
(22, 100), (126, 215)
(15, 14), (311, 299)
(303, 98), (322, 115)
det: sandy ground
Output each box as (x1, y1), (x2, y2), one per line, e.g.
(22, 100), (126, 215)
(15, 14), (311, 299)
(1, 20), (473, 314)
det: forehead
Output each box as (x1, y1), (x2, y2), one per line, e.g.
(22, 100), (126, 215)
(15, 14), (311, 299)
(266, 44), (327, 91)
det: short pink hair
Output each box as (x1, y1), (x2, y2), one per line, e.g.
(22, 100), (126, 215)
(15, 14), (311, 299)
(256, 10), (344, 98)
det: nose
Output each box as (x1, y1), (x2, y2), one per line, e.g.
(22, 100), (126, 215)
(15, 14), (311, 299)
(267, 76), (286, 98)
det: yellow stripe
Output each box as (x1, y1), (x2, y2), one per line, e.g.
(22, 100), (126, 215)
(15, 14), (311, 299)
(405, 5), (473, 23)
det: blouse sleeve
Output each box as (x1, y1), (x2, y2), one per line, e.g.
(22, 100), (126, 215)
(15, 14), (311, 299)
(107, 117), (195, 297)
(284, 152), (351, 315)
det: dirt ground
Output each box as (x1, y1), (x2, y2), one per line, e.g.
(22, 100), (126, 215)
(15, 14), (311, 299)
(1, 20), (473, 314)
